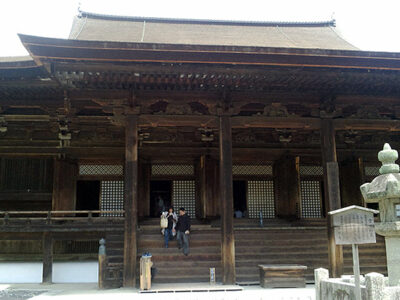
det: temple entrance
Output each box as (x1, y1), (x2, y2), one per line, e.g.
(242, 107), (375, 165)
(233, 180), (247, 218)
(150, 180), (172, 217)
(76, 180), (100, 211)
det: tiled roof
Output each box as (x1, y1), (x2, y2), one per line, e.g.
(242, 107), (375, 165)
(69, 11), (357, 50)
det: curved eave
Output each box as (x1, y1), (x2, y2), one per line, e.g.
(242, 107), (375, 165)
(19, 34), (400, 71)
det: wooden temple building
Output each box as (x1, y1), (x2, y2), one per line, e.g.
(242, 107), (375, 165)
(1, 11), (399, 287)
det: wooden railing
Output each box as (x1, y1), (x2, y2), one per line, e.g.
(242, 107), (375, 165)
(0, 210), (125, 221)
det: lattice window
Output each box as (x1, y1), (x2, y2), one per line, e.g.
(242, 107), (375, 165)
(247, 181), (275, 218)
(300, 166), (323, 176)
(300, 181), (322, 218)
(365, 166), (380, 177)
(79, 164), (123, 176)
(152, 165), (194, 176)
(172, 180), (196, 218)
(100, 181), (124, 217)
(233, 165), (273, 176)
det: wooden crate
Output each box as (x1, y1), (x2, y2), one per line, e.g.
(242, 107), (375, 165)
(258, 264), (307, 288)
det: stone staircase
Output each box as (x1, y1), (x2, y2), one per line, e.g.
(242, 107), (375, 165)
(104, 230), (124, 288)
(138, 220), (221, 283)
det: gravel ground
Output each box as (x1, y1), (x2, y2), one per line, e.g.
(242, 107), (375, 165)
(0, 290), (46, 300)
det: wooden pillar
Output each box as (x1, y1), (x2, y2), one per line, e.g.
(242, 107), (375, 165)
(52, 159), (78, 211)
(340, 158), (365, 207)
(321, 119), (343, 278)
(219, 115), (236, 284)
(123, 115), (139, 287)
(273, 155), (301, 219)
(138, 161), (151, 218)
(42, 232), (53, 284)
(200, 155), (219, 218)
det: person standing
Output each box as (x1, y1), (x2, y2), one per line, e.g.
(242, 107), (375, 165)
(174, 207), (191, 256)
(161, 207), (177, 248)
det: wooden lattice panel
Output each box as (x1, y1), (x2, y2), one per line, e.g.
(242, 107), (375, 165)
(79, 164), (123, 176)
(247, 180), (275, 218)
(300, 166), (323, 176)
(300, 181), (322, 218)
(172, 180), (196, 218)
(152, 165), (194, 176)
(233, 165), (272, 176)
(100, 181), (124, 217)
(365, 166), (380, 177)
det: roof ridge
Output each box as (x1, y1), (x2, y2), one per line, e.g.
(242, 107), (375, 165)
(78, 10), (336, 27)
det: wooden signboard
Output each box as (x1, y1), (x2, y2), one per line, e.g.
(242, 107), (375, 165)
(328, 205), (379, 300)
(329, 205), (378, 245)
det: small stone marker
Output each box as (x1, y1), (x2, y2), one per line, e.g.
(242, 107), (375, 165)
(329, 205), (378, 300)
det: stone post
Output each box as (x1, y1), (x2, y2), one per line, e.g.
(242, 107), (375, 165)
(360, 143), (400, 286)
(98, 238), (107, 289)
(315, 268), (329, 300)
(365, 272), (385, 300)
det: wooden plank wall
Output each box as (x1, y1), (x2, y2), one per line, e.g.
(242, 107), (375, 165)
(0, 158), (53, 210)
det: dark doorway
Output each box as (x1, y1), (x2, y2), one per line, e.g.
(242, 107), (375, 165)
(233, 180), (247, 218)
(150, 180), (172, 217)
(76, 180), (100, 211)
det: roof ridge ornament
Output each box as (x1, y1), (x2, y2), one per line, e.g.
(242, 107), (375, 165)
(378, 143), (399, 174)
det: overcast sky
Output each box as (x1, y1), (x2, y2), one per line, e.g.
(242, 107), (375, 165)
(1, 0), (400, 56)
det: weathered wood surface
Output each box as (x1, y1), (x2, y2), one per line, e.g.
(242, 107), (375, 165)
(258, 264), (307, 288)
(123, 114), (139, 287)
(219, 115), (236, 285)
(0, 211), (124, 233)
(273, 155), (300, 219)
(42, 232), (53, 283)
(52, 159), (78, 211)
(340, 158), (365, 207)
(321, 119), (343, 278)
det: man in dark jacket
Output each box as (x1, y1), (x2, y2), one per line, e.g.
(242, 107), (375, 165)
(174, 207), (191, 256)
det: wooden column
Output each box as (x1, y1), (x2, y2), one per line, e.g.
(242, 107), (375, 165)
(321, 119), (343, 278)
(219, 115), (236, 284)
(200, 155), (220, 218)
(138, 161), (151, 218)
(340, 158), (365, 207)
(273, 155), (301, 219)
(52, 159), (78, 211)
(123, 115), (139, 287)
(42, 232), (53, 284)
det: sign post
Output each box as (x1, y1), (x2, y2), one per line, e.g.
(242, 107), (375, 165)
(328, 205), (379, 300)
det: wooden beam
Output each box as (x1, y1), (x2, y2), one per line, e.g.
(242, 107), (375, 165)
(334, 119), (400, 131)
(42, 232), (53, 284)
(321, 119), (343, 278)
(139, 114), (218, 128)
(219, 115), (236, 284)
(123, 115), (138, 287)
(231, 116), (320, 130)
(273, 155), (300, 219)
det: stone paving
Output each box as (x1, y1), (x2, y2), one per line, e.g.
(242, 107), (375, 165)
(0, 283), (315, 300)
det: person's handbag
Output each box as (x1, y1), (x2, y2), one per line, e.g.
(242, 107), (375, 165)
(160, 215), (168, 228)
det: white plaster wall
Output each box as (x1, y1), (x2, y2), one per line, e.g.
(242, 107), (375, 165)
(0, 262), (42, 283)
(0, 261), (98, 283)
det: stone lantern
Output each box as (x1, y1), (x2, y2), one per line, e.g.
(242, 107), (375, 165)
(360, 143), (400, 286)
